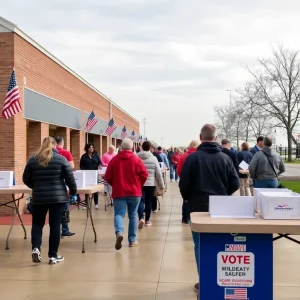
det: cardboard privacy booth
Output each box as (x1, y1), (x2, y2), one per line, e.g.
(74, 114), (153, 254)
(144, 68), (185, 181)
(0, 171), (14, 188)
(76, 170), (98, 186)
(254, 188), (292, 213)
(260, 192), (300, 220)
(209, 196), (255, 218)
(73, 171), (85, 188)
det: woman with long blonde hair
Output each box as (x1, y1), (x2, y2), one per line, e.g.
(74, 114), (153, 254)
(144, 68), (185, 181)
(23, 136), (77, 265)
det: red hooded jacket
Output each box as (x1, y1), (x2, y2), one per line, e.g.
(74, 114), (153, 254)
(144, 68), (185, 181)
(177, 148), (197, 177)
(104, 150), (148, 199)
(171, 152), (182, 167)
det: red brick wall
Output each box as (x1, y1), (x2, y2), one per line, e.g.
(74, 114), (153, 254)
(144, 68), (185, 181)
(112, 104), (139, 133)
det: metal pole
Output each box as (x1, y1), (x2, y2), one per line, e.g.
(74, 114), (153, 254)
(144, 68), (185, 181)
(142, 117), (147, 139)
(226, 89), (233, 141)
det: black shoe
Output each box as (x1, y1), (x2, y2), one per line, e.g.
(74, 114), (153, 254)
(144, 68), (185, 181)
(103, 192), (107, 196)
(61, 231), (75, 239)
(194, 282), (199, 292)
(182, 220), (189, 225)
(49, 255), (64, 265)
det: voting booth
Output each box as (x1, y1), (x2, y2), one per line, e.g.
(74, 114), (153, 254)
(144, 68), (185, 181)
(0, 171), (14, 188)
(74, 170), (98, 187)
(193, 193), (300, 300)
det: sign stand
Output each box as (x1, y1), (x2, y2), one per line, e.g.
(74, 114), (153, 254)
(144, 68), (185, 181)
(199, 233), (273, 299)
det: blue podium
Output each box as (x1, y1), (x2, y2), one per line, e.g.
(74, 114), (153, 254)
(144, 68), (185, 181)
(191, 213), (300, 300)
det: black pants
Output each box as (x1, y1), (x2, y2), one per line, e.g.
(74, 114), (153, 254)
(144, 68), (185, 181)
(85, 192), (98, 205)
(142, 186), (156, 221)
(182, 200), (190, 222)
(31, 203), (65, 258)
(152, 196), (158, 211)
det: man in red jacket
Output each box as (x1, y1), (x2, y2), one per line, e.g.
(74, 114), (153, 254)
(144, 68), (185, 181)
(105, 138), (148, 251)
(177, 140), (200, 224)
(171, 148), (182, 182)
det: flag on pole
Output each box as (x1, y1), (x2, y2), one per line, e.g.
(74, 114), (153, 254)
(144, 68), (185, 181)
(105, 118), (117, 136)
(85, 111), (98, 132)
(121, 125), (127, 140)
(2, 70), (22, 120)
(130, 130), (136, 140)
(138, 135), (143, 144)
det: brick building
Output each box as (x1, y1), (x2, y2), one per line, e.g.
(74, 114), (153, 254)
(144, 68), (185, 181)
(0, 17), (140, 215)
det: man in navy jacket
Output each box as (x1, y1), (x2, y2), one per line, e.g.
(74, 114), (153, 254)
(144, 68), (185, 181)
(179, 124), (240, 293)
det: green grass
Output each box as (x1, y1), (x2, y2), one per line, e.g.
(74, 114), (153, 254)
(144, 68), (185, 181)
(284, 160), (300, 164)
(281, 181), (300, 193)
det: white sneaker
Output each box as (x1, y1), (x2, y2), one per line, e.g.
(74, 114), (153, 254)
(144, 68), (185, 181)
(82, 206), (87, 210)
(49, 255), (64, 265)
(95, 205), (99, 209)
(32, 248), (42, 263)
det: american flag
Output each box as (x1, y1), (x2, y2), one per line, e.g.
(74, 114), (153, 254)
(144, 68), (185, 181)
(2, 70), (22, 120)
(130, 130), (136, 140)
(85, 111), (98, 132)
(138, 135), (143, 144)
(121, 126), (127, 140)
(225, 288), (247, 299)
(105, 118), (117, 136)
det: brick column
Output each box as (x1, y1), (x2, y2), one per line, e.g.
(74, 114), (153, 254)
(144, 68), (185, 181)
(71, 130), (85, 170)
(94, 135), (102, 158)
(28, 122), (49, 157)
(102, 136), (108, 155)
(116, 139), (122, 148)
(55, 127), (71, 150)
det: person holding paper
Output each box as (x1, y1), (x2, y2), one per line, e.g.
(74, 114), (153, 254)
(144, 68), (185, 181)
(157, 146), (169, 169)
(23, 137), (77, 265)
(80, 143), (102, 209)
(221, 139), (239, 175)
(237, 142), (253, 196)
(179, 124), (239, 293)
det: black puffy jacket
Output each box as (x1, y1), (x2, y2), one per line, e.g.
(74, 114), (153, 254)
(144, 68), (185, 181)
(179, 142), (240, 213)
(23, 149), (77, 204)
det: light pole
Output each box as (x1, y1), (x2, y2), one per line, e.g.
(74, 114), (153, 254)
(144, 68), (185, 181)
(142, 117), (147, 139)
(226, 89), (233, 140)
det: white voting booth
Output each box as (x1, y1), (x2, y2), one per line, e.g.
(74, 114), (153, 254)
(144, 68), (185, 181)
(209, 196), (255, 218)
(73, 170), (98, 188)
(0, 171), (14, 188)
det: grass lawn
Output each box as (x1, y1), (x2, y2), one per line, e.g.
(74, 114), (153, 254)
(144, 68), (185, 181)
(281, 181), (300, 193)
(284, 160), (300, 164)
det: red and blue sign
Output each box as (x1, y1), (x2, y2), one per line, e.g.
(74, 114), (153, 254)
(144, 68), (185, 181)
(198, 233), (273, 300)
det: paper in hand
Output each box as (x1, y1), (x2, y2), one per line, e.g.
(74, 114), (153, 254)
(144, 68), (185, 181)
(239, 160), (249, 171)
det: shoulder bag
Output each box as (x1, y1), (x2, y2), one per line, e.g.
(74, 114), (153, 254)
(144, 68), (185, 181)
(261, 151), (285, 188)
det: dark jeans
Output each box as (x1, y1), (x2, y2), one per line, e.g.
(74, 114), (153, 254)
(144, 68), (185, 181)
(152, 196), (158, 211)
(31, 203), (65, 258)
(138, 195), (145, 220)
(142, 186), (156, 221)
(61, 202), (70, 234)
(174, 166), (178, 181)
(182, 200), (190, 222)
(85, 192), (98, 205)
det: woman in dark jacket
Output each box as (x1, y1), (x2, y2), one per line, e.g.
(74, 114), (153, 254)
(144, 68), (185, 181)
(80, 143), (102, 209)
(237, 142), (253, 196)
(23, 137), (77, 265)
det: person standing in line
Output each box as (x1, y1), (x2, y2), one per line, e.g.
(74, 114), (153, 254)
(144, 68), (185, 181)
(167, 146), (175, 182)
(23, 137), (77, 265)
(250, 136), (264, 155)
(249, 136), (285, 188)
(177, 140), (200, 224)
(104, 138), (148, 250)
(102, 145), (117, 196)
(54, 136), (76, 239)
(80, 143), (102, 209)
(237, 142), (253, 196)
(150, 143), (162, 212)
(221, 139), (239, 174)
(171, 148), (181, 182)
(137, 141), (165, 228)
(157, 146), (170, 169)
(179, 124), (239, 293)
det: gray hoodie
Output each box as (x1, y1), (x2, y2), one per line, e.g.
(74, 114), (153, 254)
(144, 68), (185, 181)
(137, 151), (164, 188)
(249, 146), (285, 180)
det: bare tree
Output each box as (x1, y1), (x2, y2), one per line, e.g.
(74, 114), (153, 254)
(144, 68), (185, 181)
(244, 45), (300, 161)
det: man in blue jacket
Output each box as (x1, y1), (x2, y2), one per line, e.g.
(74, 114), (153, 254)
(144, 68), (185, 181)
(179, 124), (240, 293)
(250, 136), (264, 155)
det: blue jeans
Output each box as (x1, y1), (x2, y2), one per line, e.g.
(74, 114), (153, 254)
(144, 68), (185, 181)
(169, 163), (178, 181)
(61, 203), (69, 234)
(191, 230), (200, 275)
(255, 179), (278, 188)
(114, 197), (141, 243)
(138, 195), (145, 220)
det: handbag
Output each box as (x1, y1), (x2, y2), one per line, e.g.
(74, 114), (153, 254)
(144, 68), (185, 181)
(261, 151), (285, 188)
(154, 185), (164, 197)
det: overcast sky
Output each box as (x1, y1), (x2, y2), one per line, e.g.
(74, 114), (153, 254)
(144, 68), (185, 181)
(2, 0), (300, 146)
